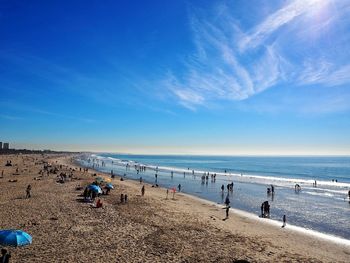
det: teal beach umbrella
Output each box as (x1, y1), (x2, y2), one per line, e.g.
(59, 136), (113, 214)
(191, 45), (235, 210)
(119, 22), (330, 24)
(0, 230), (32, 247)
(87, 184), (102, 194)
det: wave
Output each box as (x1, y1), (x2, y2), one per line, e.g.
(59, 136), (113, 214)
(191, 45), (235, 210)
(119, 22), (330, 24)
(92, 154), (350, 189)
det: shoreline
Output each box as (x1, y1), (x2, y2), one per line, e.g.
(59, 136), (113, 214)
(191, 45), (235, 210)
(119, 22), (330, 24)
(1, 153), (350, 262)
(80, 154), (350, 242)
(78, 157), (350, 248)
(93, 153), (350, 188)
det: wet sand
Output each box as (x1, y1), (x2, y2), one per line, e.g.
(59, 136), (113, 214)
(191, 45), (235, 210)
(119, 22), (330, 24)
(0, 153), (349, 262)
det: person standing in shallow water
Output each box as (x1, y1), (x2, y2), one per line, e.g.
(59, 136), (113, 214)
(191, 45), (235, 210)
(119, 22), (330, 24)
(178, 184), (181, 192)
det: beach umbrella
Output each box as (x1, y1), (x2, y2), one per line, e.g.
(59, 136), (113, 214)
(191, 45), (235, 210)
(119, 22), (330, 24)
(87, 184), (102, 194)
(0, 230), (32, 247)
(106, 183), (114, 189)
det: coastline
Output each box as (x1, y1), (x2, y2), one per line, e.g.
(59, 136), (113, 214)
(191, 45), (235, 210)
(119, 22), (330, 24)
(81, 153), (350, 240)
(83, 155), (350, 248)
(70, 156), (350, 259)
(1, 153), (349, 262)
(78, 156), (350, 247)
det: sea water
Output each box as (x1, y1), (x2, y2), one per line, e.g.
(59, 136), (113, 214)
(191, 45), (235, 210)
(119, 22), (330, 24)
(76, 154), (350, 240)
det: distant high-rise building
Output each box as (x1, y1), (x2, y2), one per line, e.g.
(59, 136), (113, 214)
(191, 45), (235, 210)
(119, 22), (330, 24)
(0, 142), (2, 150)
(3, 142), (9, 150)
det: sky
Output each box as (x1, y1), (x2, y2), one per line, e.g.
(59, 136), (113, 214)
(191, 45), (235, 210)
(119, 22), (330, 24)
(1, 0), (350, 155)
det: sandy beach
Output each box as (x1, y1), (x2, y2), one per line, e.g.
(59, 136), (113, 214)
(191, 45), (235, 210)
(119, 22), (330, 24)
(0, 153), (349, 262)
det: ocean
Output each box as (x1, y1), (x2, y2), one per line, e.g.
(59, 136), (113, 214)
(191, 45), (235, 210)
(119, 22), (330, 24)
(76, 154), (350, 240)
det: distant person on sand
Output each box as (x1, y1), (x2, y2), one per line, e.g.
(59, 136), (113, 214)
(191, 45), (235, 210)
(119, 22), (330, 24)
(178, 184), (181, 192)
(224, 195), (230, 219)
(0, 248), (11, 263)
(95, 199), (103, 208)
(225, 205), (230, 219)
(224, 195), (230, 206)
(139, 177), (142, 184)
(26, 185), (31, 198)
(141, 185), (145, 196)
(282, 214), (286, 228)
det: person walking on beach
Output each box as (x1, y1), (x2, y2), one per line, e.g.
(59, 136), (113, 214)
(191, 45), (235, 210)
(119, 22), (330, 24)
(178, 184), (181, 192)
(223, 195), (230, 219)
(139, 177), (143, 184)
(282, 214), (286, 228)
(141, 185), (145, 196)
(26, 184), (31, 198)
(224, 195), (230, 207)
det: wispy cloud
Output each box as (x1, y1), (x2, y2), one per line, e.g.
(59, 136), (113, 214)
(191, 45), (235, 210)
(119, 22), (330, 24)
(166, 0), (350, 112)
(298, 59), (350, 87)
(166, 3), (287, 110)
(239, 0), (328, 51)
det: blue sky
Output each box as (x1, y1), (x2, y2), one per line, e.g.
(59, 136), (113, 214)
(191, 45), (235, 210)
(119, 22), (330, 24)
(1, 0), (350, 155)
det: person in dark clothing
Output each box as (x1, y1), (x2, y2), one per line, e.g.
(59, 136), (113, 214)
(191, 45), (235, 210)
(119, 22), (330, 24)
(224, 195), (230, 206)
(0, 248), (11, 263)
(178, 184), (181, 192)
(141, 185), (145, 196)
(225, 205), (230, 219)
(26, 185), (31, 198)
(282, 214), (286, 228)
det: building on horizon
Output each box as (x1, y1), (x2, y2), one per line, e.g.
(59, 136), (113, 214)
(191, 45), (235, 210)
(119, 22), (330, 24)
(0, 142), (2, 150)
(3, 142), (9, 150)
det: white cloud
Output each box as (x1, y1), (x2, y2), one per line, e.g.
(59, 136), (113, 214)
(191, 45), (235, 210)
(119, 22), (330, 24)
(167, 0), (350, 111)
(299, 59), (350, 87)
(168, 4), (287, 109)
(239, 0), (329, 51)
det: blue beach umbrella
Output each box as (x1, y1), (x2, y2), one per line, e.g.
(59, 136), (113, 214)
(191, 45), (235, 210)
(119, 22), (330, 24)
(87, 184), (102, 194)
(106, 183), (114, 189)
(0, 230), (32, 247)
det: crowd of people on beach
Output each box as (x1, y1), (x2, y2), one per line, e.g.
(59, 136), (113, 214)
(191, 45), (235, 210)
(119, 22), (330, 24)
(80, 155), (350, 231)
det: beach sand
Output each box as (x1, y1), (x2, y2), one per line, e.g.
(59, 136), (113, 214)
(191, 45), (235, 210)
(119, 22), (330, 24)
(0, 153), (349, 262)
